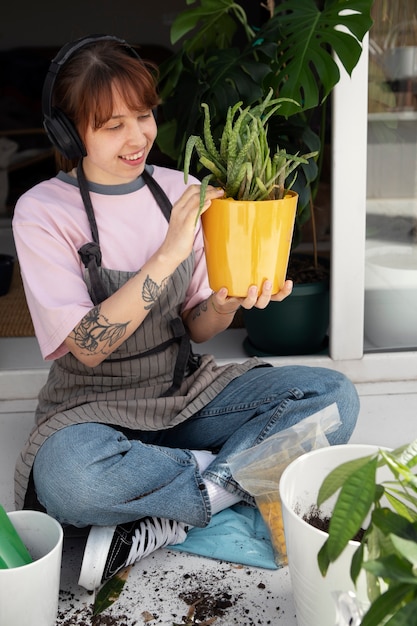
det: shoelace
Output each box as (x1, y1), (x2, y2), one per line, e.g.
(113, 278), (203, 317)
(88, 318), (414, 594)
(126, 517), (187, 565)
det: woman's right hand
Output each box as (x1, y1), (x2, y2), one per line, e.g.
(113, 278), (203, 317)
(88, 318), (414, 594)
(160, 185), (224, 266)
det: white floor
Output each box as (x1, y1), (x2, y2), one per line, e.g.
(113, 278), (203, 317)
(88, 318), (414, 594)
(1, 334), (417, 625)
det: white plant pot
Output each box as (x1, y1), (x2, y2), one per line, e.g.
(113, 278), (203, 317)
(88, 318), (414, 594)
(382, 46), (417, 81)
(364, 244), (417, 349)
(279, 444), (386, 626)
(0, 510), (63, 626)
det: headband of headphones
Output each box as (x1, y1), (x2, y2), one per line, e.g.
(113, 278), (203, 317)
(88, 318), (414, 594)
(42, 34), (142, 159)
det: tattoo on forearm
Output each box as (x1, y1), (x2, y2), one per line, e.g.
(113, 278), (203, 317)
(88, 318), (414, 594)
(70, 306), (130, 354)
(142, 275), (170, 309)
(191, 298), (209, 320)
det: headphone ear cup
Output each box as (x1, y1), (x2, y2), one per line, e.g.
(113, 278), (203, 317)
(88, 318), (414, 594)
(43, 108), (86, 160)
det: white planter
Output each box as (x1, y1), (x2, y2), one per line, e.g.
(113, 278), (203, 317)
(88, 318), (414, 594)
(382, 46), (417, 81)
(364, 243), (417, 349)
(279, 444), (385, 626)
(0, 510), (63, 626)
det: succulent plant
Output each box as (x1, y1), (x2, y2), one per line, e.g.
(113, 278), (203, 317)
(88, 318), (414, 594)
(183, 89), (317, 217)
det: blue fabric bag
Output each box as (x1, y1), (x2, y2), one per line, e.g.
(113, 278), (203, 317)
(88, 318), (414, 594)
(169, 504), (278, 570)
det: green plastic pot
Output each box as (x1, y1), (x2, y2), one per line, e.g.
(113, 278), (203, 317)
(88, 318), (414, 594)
(242, 274), (329, 356)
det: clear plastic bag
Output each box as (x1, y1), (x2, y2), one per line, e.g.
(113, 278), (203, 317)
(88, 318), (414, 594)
(332, 591), (366, 626)
(228, 403), (341, 565)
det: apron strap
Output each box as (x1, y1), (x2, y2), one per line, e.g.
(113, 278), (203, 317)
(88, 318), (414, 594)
(77, 161), (101, 246)
(77, 164), (174, 305)
(160, 318), (192, 397)
(77, 161), (109, 305)
(142, 168), (173, 222)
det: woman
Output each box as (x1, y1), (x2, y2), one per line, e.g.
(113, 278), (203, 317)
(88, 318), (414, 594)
(12, 35), (359, 591)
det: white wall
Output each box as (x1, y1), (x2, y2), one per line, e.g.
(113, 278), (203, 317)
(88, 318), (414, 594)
(0, 0), (185, 50)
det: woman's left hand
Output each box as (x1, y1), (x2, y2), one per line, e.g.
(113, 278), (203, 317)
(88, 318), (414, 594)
(213, 279), (293, 312)
(187, 279), (293, 343)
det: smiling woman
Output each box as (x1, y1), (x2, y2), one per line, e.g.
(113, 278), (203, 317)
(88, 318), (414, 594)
(11, 34), (359, 602)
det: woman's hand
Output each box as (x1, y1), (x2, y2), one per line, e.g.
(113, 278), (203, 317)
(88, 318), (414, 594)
(159, 185), (224, 267)
(186, 280), (293, 344)
(212, 279), (293, 312)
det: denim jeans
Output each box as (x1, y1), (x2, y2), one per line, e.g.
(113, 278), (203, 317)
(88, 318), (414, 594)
(33, 365), (359, 528)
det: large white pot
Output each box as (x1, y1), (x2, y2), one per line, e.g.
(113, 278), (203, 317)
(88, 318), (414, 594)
(279, 444), (387, 626)
(364, 243), (417, 349)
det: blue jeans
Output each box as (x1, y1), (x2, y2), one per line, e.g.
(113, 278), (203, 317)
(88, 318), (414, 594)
(33, 365), (359, 528)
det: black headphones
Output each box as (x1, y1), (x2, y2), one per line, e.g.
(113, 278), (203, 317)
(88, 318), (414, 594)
(42, 34), (142, 159)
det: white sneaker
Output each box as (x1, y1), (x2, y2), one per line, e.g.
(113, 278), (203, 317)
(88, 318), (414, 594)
(78, 517), (189, 590)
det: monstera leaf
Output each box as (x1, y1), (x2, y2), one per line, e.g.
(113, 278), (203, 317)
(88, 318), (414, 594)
(263, 0), (374, 116)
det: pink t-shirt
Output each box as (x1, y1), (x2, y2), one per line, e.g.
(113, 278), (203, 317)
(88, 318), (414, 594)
(12, 165), (211, 360)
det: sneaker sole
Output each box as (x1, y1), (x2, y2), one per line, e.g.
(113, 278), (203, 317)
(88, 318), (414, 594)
(78, 525), (116, 590)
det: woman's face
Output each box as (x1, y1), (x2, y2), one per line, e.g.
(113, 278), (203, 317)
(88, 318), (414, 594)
(82, 88), (157, 185)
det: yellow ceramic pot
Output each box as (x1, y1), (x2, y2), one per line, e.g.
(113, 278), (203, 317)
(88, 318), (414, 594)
(201, 191), (298, 297)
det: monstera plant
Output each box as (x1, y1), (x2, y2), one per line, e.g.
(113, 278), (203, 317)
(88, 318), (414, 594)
(156, 0), (374, 356)
(157, 0), (374, 248)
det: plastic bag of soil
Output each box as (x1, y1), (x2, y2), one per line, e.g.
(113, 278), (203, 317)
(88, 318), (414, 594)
(228, 403), (341, 566)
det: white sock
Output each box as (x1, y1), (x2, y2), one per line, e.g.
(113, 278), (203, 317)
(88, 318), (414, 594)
(191, 451), (241, 514)
(192, 449), (216, 472)
(204, 479), (241, 516)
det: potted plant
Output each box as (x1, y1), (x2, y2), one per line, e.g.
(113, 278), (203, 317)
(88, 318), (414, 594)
(157, 0), (373, 246)
(279, 443), (386, 626)
(316, 438), (417, 625)
(183, 89), (316, 296)
(156, 0), (374, 355)
(157, 0), (373, 354)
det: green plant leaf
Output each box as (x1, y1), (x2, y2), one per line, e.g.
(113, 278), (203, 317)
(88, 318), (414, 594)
(381, 449), (417, 491)
(371, 508), (417, 542)
(318, 456), (378, 574)
(350, 540), (366, 584)
(390, 535), (417, 569)
(384, 491), (417, 522)
(396, 438), (417, 468)
(364, 554), (417, 585)
(195, 173), (213, 222)
(170, 0), (237, 44)
(198, 155), (225, 180)
(226, 119), (259, 197)
(360, 584), (417, 626)
(317, 454), (377, 506)
(384, 597), (417, 626)
(363, 523), (389, 600)
(93, 566), (131, 615)
(201, 102), (222, 164)
(183, 135), (202, 183)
